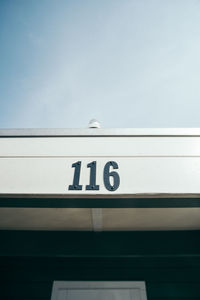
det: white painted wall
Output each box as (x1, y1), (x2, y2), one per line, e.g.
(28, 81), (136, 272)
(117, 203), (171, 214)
(0, 133), (200, 196)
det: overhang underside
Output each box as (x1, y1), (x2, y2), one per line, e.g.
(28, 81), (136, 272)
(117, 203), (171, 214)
(0, 207), (200, 231)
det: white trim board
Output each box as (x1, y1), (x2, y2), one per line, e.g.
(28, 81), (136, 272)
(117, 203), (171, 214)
(51, 281), (147, 300)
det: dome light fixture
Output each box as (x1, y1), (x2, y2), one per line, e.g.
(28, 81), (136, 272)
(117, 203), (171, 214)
(88, 119), (101, 128)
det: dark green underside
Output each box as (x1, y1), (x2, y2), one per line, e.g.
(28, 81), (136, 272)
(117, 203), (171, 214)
(0, 230), (200, 300)
(0, 193), (200, 299)
(1, 197), (200, 207)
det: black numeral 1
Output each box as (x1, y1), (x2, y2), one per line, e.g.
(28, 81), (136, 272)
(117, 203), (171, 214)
(86, 161), (99, 190)
(68, 161), (82, 190)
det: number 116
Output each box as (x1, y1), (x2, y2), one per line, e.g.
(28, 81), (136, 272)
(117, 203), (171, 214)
(68, 161), (120, 192)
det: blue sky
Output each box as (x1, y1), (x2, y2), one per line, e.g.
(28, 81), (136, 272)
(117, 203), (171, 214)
(1, 0), (200, 128)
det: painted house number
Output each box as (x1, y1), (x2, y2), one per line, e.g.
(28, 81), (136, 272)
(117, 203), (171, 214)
(68, 161), (120, 191)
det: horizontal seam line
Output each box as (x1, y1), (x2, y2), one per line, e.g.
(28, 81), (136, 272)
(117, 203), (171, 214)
(1, 155), (200, 158)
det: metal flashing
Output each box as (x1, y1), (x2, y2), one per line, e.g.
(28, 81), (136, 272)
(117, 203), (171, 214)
(1, 128), (200, 137)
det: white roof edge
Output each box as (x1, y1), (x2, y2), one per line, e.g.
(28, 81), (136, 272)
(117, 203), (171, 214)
(1, 128), (200, 137)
